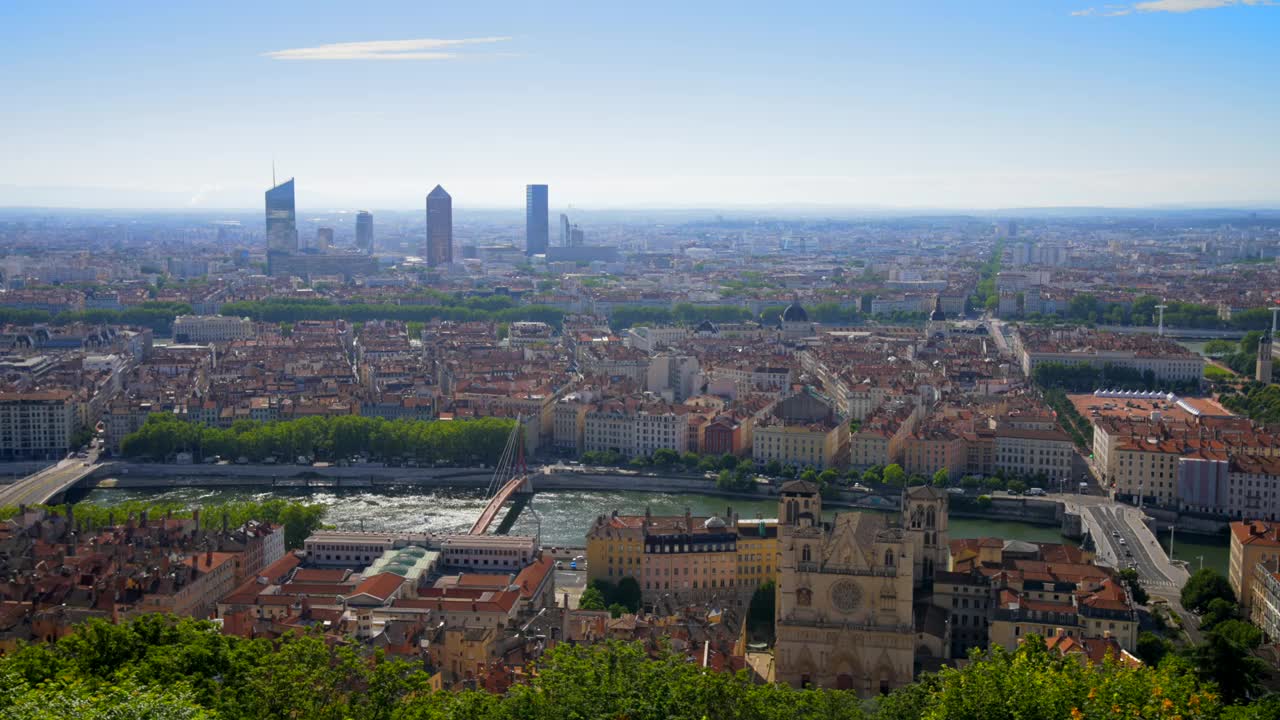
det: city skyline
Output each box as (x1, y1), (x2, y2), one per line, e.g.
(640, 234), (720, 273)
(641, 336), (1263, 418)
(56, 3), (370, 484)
(2, 1), (1278, 210)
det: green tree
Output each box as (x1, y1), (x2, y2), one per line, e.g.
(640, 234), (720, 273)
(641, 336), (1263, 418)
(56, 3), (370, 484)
(932, 468), (950, 487)
(1136, 631), (1172, 667)
(1199, 597), (1239, 631)
(578, 586), (607, 611)
(1181, 568), (1236, 614)
(746, 581), (776, 641)
(1117, 567), (1149, 606)
(882, 463), (906, 486)
(614, 576), (642, 613)
(1185, 622), (1268, 704)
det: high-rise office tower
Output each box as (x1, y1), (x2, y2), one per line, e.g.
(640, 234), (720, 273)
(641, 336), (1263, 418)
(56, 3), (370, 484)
(315, 227), (334, 251)
(355, 211), (374, 254)
(560, 213), (571, 247)
(425, 185), (453, 267)
(265, 178), (298, 253)
(525, 184), (549, 256)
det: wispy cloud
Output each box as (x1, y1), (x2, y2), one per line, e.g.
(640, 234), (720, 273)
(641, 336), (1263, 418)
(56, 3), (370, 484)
(1073, 0), (1275, 15)
(263, 37), (511, 61)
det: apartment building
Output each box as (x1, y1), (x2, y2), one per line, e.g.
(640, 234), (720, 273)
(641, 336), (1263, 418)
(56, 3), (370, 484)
(172, 315), (255, 344)
(1012, 326), (1204, 383)
(586, 508), (778, 604)
(0, 390), (78, 460)
(1229, 520), (1280, 616)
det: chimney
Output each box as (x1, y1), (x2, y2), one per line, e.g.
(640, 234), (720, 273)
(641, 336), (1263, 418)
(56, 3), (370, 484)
(206, 547), (213, 566)
(140, 510), (148, 528)
(685, 507), (692, 532)
(193, 509), (200, 533)
(107, 510), (114, 527)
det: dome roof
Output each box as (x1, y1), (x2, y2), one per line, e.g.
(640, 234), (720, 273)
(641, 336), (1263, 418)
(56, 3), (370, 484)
(781, 302), (809, 323)
(704, 515), (727, 530)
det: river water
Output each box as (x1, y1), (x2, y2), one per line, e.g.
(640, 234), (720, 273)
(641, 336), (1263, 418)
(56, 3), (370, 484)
(78, 485), (1074, 549)
(78, 486), (1230, 575)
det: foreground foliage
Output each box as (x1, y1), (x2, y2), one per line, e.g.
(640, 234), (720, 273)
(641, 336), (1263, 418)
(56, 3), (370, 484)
(0, 615), (1273, 719)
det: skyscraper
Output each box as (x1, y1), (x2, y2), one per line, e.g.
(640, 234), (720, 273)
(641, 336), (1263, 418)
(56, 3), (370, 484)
(315, 227), (334, 251)
(265, 178), (298, 253)
(525, 184), (549, 256)
(425, 185), (453, 267)
(560, 213), (571, 247)
(355, 211), (373, 255)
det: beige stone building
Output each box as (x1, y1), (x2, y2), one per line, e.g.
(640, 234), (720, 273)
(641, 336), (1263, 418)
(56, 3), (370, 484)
(753, 388), (848, 469)
(1229, 520), (1280, 617)
(773, 480), (917, 696)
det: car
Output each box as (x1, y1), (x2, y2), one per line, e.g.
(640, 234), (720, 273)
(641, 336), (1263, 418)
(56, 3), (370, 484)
(555, 561), (563, 569)
(569, 561), (577, 570)
(946, 487), (965, 495)
(1111, 530), (1120, 537)
(573, 555), (585, 562)
(1026, 487), (1046, 496)
(1118, 538), (1127, 545)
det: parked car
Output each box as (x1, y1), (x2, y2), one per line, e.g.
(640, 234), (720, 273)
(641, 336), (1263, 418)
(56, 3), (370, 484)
(946, 487), (965, 495)
(570, 561), (577, 570)
(1026, 487), (1046, 496)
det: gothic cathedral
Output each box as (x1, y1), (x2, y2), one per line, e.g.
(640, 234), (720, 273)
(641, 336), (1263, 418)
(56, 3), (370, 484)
(773, 481), (948, 695)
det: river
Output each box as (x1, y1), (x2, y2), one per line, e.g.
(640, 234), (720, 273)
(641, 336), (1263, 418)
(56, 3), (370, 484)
(78, 485), (1074, 549)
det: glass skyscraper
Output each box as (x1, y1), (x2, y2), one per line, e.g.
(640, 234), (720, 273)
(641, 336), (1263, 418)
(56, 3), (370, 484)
(425, 185), (453, 267)
(525, 184), (549, 256)
(265, 178), (298, 253)
(355, 211), (374, 255)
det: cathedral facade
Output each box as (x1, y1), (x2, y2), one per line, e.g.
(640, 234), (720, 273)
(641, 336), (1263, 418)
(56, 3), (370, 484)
(773, 481), (948, 695)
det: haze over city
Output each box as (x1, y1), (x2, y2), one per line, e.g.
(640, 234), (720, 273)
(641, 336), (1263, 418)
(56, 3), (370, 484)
(2, 0), (1279, 209)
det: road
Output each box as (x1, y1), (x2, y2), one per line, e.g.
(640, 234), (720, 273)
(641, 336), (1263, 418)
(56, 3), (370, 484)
(0, 449), (100, 507)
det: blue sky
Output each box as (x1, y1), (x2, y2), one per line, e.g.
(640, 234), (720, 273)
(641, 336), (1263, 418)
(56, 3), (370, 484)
(1, 0), (1277, 210)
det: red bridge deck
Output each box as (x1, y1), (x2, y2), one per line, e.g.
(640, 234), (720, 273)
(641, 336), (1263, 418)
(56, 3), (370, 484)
(469, 474), (529, 535)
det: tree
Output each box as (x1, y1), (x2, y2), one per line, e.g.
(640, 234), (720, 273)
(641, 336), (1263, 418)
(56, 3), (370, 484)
(1185, 623), (1269, 704)
(932, 468), (951, 487)
(746, 581), (776, 641)
(1136, 631), (1172, 667)
(614, 576), (642, 613)
(817, 469), (840, 486)
(1181, 568), (1236, 614)
(799, 469), (818, 484)
(861, 467), (882, 484)
(578, 586), (606, 611)
(607, 603), (628, 618)
(765, 459), (783, 476)
(1199, 597), (1239, 631)
(1117, 567), (1149, 606)
(882, 463), (906, 486)
(1007, 478), (1027, 495)
(651, 448), (679, 467)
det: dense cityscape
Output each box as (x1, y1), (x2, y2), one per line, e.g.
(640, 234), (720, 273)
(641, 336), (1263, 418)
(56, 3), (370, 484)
(4, 1), (1280, 718)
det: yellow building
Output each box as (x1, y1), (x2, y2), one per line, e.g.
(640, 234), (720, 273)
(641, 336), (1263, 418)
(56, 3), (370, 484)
(1229, 520), (1280, 615)
(752, 388), (849, 469)
(585, 507), (779, 605)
